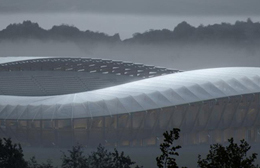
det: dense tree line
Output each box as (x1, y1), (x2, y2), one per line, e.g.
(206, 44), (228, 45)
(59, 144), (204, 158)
(156, 128), (259, 168)
(0, 138), (142, 168)
(1, 19), (260, 45)
(0, 21), (121, 43)
(1, 128), (259, 168)
(127, 18), (260, 44)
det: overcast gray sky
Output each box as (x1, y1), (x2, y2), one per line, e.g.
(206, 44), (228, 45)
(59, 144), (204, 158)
(1, 0), (260, 39)
(1, 0), (260, 16)
(1, 0), (260, 68)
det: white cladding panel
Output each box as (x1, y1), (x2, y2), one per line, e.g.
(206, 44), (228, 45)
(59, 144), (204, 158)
(0, 67), (260, 120)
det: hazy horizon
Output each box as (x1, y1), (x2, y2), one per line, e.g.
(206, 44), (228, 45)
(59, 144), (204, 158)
(2, 0), (260, 16)
(2, 0), (260, 39)
(0, 14), (260, 40)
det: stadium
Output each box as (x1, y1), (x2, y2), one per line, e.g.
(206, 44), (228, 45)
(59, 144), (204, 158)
(0, 57), (260, 148)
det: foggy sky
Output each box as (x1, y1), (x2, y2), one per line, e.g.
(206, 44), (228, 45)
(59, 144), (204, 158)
(1, 40), (260, 71)
(1, 0), (260, 16)
(1, 0), (260, 70)
(1, 0), (260, 40)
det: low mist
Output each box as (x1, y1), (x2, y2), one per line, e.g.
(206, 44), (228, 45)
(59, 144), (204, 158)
(1, 40), (260, 71)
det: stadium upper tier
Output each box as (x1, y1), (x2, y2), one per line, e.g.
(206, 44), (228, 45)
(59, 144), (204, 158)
(0, 57), (179, 96)
(0, 64), (259, 120)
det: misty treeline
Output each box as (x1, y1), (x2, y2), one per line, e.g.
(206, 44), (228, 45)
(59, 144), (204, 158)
(0, 21), (120, 43)
(1, 18), (260, 45)
(156, 128), (259, 168)
(0, 138), (143, 168)
(1, 128), (259, 168)
(128, 18), (260, 44)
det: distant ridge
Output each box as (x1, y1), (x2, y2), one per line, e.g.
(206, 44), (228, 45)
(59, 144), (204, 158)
(1, 19), (260, 44)
(0, 21), (121, 43)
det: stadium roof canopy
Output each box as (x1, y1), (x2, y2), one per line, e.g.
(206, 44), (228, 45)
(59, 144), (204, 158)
(0, 57), (179, 96)
(0, 58), (259, 120)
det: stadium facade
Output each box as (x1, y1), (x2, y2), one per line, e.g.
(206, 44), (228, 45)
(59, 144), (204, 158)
(0, 57), (260, 147)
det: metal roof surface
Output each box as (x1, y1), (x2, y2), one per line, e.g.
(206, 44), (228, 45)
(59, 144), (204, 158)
(0, 63), (260, 120)
(0, 57), (179, 96)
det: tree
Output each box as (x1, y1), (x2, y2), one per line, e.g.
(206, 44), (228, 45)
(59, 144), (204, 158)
(27, 156), (39, 168)
(61, 144), (88, 168)
(198, 138), (260, 168)
(156, 128), (186, 168)
(88, 144), (142, 168)
(0, 138), (28, 168)
(28, 156), (56, 168)
(111, 148), (136, 168)
(61, 143), (142, 168)
(87, 144), (113, 168)
(38, 159), (56, 168)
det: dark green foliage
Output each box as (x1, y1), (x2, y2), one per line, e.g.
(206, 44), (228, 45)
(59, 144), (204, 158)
(0, 21), (121, 42)
(38, 159), (56, 168)
(156, 128), (186, 168)
(28, 156), (56, 168)
(28, 156), (39, 168)
(61, 144), (142, 168)
(111, 148), (135, 168)
(86, 144), (142, 168)
(1, 19), (260, 45)
(0, 137), (141, 168)
(87, 144), (112, 168)
(198, 138), (260, 168)
(0, 138), (28, 168)
(126, 18), (260, 44)
(61, 144), (89, 168)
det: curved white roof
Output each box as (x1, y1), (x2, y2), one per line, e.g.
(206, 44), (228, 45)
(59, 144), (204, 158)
(0, 67), (260, 120)
(0, 57), (178, 96)
(0, 57), (47, 64)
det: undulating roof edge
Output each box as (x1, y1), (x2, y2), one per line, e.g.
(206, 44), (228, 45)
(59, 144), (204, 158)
(0, 61), (260, 119)
(0, 56), (48, 64)
(0, 57), (181, 96)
